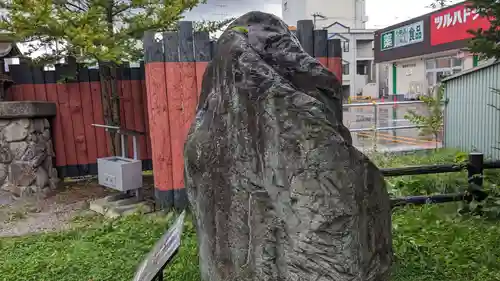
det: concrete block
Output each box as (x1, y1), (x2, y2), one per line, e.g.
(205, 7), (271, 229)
(0, 101), (57, 119)
(89, 195), (153, 218)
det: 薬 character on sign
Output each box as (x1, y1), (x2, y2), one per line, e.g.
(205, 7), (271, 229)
(383, 33), (393, 49)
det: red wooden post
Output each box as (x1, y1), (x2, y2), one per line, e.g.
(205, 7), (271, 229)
(327, 39), (344, 123)
(314, 29), (328, 67)
(144, 22), (212, 209)
(327, 39), (343, 85)
(144, 30), (174, 209)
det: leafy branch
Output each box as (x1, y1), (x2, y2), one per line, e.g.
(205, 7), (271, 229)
(404, 84), (448, 149)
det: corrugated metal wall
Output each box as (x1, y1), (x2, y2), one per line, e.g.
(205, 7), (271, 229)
(444, 62), (500, 160)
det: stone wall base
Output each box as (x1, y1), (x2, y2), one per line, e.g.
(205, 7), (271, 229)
(0, 117), (59, 197)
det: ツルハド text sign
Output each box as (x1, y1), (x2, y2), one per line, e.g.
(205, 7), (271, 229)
(430, 2), (491, 46)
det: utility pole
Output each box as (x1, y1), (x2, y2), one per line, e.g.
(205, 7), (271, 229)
(312, 12), (326, 28)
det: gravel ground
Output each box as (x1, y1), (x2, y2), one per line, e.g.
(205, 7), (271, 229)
(0, 180), (114, 237)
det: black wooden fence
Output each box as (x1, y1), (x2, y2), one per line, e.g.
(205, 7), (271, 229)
(385, 153), (499, 208)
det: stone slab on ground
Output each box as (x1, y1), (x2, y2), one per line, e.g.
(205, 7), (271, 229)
(89, 194), (153, 219)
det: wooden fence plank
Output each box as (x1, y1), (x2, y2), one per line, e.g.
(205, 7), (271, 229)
(314, 29), (328, 67)
(327, 39), (343, 83)
(44, 70), (67, 175)
(163, 30), (182, 194)
(119, 66), (136, 158)
(32, 66), (48, 101)
(177, 21), (198, 193)
(18, 62), (36, 101)
(297, 20), (314, 56)
(193, 31), (211, 98)
(140, 63), (153, 169)
(78, 67), (98, 174)
(65, 68), (89, 176)
(116, 66), (127, 157)
(89, 69), (109, 159)
(55, 65), (79, 177)
(145, 30), (173, 192)
(130, 66), (148, 162)
(9, 65), (26, 100)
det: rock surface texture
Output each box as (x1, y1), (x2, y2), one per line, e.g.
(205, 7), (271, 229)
(0, 102), (58, 197)
(184, 12), (392, 281)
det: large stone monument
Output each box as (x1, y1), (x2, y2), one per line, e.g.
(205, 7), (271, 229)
(184, 12), (392, 281)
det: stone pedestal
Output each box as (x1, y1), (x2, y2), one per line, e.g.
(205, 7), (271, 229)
(0, 101), (58, 196)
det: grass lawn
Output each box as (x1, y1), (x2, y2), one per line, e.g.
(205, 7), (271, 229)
(2, 149), (500, 281)
(1, 206), (500, 281)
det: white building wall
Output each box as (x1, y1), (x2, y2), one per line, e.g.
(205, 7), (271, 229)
(356, 41), (373, 59)
(282, 0), (306, 25)
(463, 56), (474, 70)
(283, 0), (373, 98)
(384, 53), (482, 97)
(396, 59), (426, 95)
(282, 0), (366, 29)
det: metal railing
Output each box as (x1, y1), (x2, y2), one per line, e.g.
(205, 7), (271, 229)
(342, 100), (437, 150)
(385, 153), (497, 207)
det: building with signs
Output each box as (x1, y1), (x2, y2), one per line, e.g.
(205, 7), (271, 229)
(374, 1), (491, 99)
(282, 0), (376, 98)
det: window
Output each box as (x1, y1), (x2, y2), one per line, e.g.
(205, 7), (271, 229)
(425, 56), (463, 88)
(342, 64), (349, 75)
(452, 57), (462, 67)
(426, 72), (435, 87)
(342, 41), (349, 52)
(425, 59), (436, 70)
(436, 57), (451, 68)
(356, 63), (367, 75)
(436, 71), (452, 83)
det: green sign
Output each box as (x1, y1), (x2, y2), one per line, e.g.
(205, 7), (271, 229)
(381, 20), (424, 51)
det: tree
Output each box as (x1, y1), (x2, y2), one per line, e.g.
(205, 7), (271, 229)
(404, 84), (448, 149)
(0, 0), (231, 155)
(468, 0), (500, 60)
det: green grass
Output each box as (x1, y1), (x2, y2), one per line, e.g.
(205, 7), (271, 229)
(0, 213), (200, 281)
(1, 206), (500, 281)
(392, 205), (500, 281)
(2, 149), (500, 281)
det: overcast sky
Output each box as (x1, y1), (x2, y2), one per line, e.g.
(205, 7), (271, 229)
(366, 0), (463, 28)
(182, 0), (464, 29)
(15, 0), (465, 58)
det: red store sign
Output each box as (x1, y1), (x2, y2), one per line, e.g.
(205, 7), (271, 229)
(430, 2), (491, 46)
